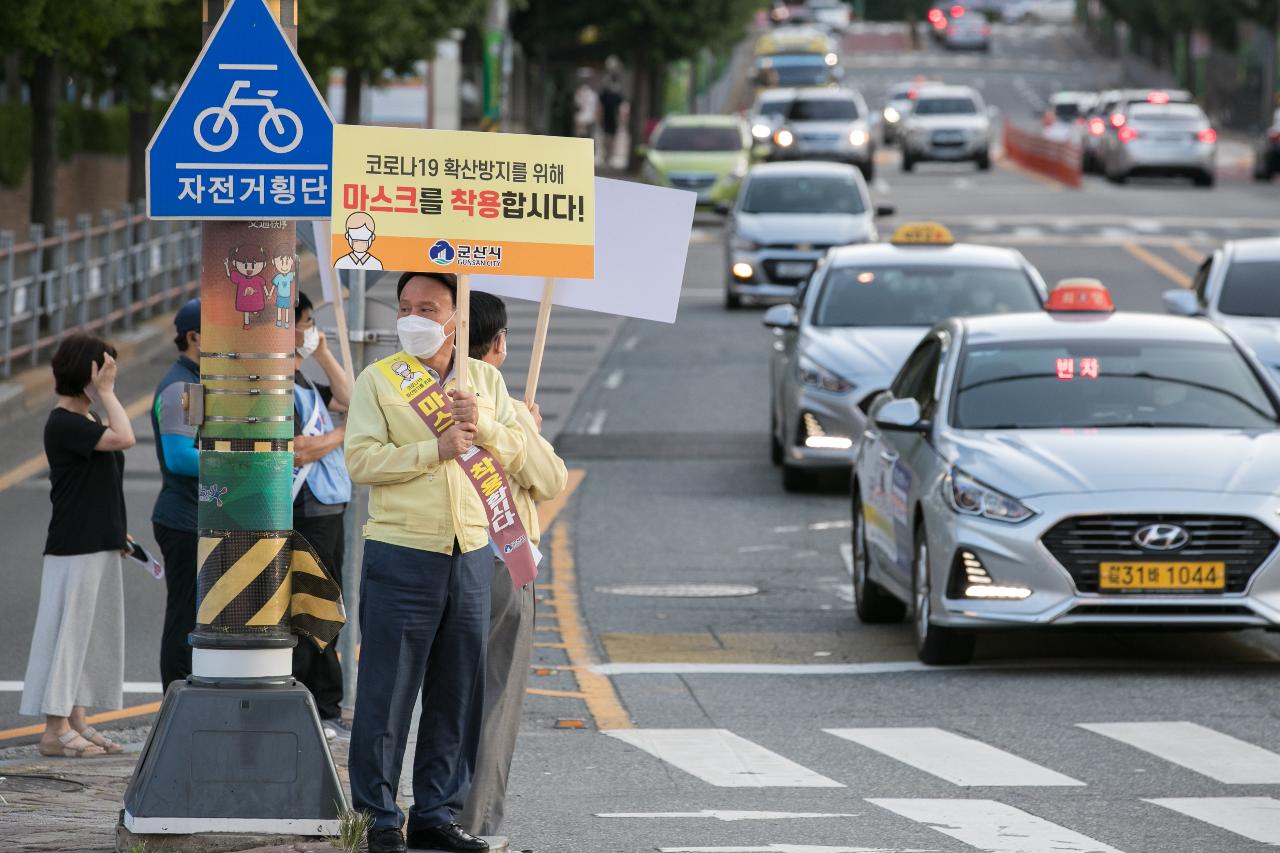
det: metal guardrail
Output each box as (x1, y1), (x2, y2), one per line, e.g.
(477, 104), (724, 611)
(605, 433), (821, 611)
(0, 205), (202, 378)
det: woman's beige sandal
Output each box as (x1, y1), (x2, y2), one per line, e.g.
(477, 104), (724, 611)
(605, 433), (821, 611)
(78, 726), (124, 754)
(38, 729), (106, 758)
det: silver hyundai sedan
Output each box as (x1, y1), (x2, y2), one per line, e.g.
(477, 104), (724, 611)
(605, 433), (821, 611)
(725, 161), (890, 309)
(852, 286), (1280, 665)
(764, 224), (1047, 490)
(1164, 237), (1280, 385)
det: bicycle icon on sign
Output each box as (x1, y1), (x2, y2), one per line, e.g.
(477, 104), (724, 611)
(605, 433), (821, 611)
(193, 63), (303, 154)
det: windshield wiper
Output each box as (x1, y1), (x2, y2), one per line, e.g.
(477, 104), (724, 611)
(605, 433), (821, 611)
(1099, 372), (1277, 421)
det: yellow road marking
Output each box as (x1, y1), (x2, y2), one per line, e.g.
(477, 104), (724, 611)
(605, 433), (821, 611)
(0, 701), (162, 743)
(547, 522), (633, 730)
(0, 392), (153, 495)
(537, 468), (585, 531)
(534, 642), (570, 650)
(1172, 241), (1206, 265)
(526, 688), (588, 699)
(1124, 242), (1192, 288)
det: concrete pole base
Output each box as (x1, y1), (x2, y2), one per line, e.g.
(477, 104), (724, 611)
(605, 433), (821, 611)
(115, 820), (323, 853)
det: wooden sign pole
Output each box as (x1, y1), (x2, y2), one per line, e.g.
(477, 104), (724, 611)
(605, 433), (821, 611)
(525, 277), (556, 406)
(455, 273), (471, 392)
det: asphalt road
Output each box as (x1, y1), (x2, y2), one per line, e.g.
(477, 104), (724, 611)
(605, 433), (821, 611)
(4, 18), (1280, 853)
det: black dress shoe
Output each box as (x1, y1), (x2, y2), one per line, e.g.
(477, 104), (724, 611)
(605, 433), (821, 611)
(368, 826), (407, 853)
(406, 821), (489, 852)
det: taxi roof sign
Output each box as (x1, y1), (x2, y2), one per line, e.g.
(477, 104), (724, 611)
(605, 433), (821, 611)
(1047, 277), (1115, 312)
(890, 222), (955, 246)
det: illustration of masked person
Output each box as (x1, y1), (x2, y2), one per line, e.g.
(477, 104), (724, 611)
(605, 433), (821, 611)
(335, 211), (384, 271)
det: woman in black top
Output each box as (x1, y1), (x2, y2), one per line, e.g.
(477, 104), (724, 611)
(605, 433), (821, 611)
(19, 333), (136, 757)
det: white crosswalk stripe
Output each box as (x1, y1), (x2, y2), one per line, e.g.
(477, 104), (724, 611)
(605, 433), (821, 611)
(1079, 721), (1280, 784)
(868, 799), (1126, 853)
(606, 729), (845, 788)
(826, 727), (1084, 787)
(1146, 797), (1280, 846)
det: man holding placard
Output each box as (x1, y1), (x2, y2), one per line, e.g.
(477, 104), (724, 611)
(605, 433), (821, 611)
(344, 272), (526, 853)
(458, 292), (568, 836)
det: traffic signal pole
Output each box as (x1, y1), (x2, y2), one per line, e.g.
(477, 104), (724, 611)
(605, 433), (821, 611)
(119, 1), (345, 845)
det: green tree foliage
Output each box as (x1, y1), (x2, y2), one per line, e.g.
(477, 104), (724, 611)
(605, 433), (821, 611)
(300, 0), (486, 124)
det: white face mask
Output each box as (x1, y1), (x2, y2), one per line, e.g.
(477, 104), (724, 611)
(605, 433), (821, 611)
(397, 313), (454, 358)
(297, 326), (320, 359)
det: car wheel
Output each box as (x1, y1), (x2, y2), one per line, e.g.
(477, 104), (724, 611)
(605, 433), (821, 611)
(912, 522), (975, 665)
(1193, 171), (1215, 188)
(976, 151), (991, 171)
(782, 463), (815, 492)
(852, 493), (906, 624)
(861, 159), (876, 181)
(725, 289), (742, 309)
(770, 408), (783, 466)
(901, 153), (915, 172)
(1106, 168), (1127, 185)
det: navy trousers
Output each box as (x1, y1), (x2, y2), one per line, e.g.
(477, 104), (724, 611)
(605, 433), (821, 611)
(349, 539), (492, 830)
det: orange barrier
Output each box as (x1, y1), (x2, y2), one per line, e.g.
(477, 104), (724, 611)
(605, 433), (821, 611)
(1002, 119), (1083, 189)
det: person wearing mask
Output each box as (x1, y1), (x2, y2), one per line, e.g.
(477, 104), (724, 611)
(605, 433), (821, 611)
(151, 299), (200, 690)
(458, 292), (568, 837)
(292, 291), (353, 739)
(21, 334), (135, 757)
(344, 272), (526, 853)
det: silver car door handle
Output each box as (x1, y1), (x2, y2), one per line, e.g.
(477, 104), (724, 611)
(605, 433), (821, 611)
(880, 450), (899, 463)
(864, 430), (880, 442)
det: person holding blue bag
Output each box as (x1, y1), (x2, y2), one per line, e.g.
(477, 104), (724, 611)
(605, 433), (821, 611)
(292, 290), (353, 739)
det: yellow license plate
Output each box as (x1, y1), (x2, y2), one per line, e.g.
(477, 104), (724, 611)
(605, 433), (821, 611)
(1098, 562), (1226, 591)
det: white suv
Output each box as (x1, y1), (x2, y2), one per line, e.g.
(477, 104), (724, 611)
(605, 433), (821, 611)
(900, 85), (992, 172)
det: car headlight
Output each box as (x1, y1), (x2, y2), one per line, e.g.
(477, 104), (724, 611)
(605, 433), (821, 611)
(775, 129), (794, 147)
(884, 107), (901, 123)
(797, 355), (855, 394)
(849, 129), (869, 147)
(825, 52), (839, 66)
(944, 468), (1035, 523)
(752, 123), (772, 139)
(732, 236), (759, 251)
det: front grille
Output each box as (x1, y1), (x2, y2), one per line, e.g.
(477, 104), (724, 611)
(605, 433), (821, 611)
(668, 173), (715, 191)
(799, 133), (841, 144)
(1042, 515), (1278, 594)
(931, 130), (967, 146)
(1068, 604), (1256, 617)
(762, 259), (816, 286)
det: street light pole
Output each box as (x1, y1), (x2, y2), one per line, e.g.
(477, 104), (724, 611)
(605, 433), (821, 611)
(119, 1), (344, 844)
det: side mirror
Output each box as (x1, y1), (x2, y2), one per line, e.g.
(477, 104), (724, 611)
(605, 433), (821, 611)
(1163, 288), (1202, 316)
(875, 204), (896, 218)
(875, 397), (928, 432)
(713, 201), (732, 216)
(763, 303), (799, 330)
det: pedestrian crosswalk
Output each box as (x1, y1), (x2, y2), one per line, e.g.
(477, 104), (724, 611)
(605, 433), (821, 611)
(600, 723), (1280, 851)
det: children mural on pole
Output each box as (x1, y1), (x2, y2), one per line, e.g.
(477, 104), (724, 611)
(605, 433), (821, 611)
(224, 245), (269, 330)
(271, 250), (296, 329)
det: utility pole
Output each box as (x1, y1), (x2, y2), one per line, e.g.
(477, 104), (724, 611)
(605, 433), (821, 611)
(120, 0), (344, 845)
(483, 0), (509, 129)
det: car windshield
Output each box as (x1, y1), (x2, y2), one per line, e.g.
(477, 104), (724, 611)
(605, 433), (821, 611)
(1128, 104), (1206, 122)
(653, 125), (742, 152)
(914, 96), (978, 115)
(954, 339), (1278, 429)
(768, 59), (830, 86)
(812, 265), (1039, 327)
(755, 98), (792, 117)
(741, 175), (866, 214)
(1218, 260), (1280, 317)
(789, 98), (859, 120)
(1054, 102), (1082, 121)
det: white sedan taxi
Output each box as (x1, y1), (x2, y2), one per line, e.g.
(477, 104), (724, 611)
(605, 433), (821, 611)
(852, 279), (1280, 664)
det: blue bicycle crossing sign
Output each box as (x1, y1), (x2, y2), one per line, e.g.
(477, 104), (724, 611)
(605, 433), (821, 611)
(147, 0), (333, 219)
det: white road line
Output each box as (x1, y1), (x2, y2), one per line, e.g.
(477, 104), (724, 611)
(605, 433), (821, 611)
(622, 335), (640, 351)
(869, 799), (1126, 853)
(586, 410), (608, 435)
(605, 729), (845, 788)
(594, 662), (935, 676)
(596, 810), (861, 822)
(827, 728), (1084, 787)
(604, 369), (625, 389)
(0, 680), (162, 693)
(1079, 721), (1280, 784)
(809, 520), (851, 531)
(1146, 797), (1280, 845)
(660, 847), (927, 853)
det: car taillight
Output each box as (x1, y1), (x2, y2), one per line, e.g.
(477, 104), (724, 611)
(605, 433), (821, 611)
(928, 8), (945, 25)
(1089, 117), (1105, 136)
(1109, 112), (1126, 128)
(950, 4), (965, 16)
(1269, 130), (1280, 142)
(1148, 91), (1170, 104)
(1197, 128), (1217, 144)
(1117, 126), (1139, 143)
